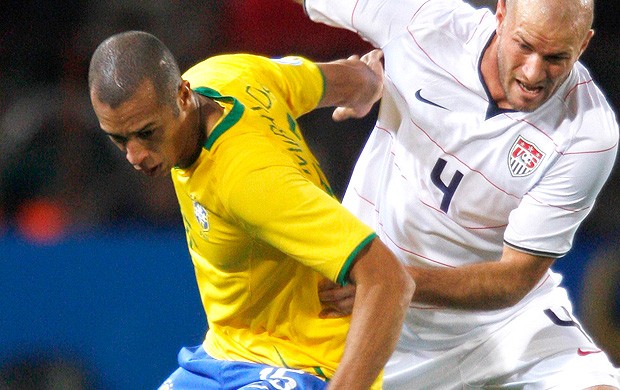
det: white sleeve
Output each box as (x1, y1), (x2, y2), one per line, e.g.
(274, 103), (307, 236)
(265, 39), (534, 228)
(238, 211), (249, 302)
(504, 137), (618, 258)
(304, 0), (456, 48)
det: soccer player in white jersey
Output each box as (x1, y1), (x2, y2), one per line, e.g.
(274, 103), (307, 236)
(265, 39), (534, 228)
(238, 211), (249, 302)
(293, 0), (620, 388)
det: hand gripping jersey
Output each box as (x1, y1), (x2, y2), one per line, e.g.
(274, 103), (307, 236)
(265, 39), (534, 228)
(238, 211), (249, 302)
(173, 54), (376, 384)
(304, 0), (619, 350)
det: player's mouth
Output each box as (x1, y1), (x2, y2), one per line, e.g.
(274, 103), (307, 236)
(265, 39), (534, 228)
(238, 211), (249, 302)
(143, 163), (162, 177)
(517, 80), (544, 96)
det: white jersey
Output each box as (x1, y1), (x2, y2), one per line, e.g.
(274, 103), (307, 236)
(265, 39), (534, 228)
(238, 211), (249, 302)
(305, 0), (619, 350)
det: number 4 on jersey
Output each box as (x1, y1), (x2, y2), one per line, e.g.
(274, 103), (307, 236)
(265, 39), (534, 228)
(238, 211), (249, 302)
(431, 158), (463, 212)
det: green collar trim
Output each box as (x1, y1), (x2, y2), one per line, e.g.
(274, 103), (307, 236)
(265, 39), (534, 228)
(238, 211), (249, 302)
(194, 86), (245, 150)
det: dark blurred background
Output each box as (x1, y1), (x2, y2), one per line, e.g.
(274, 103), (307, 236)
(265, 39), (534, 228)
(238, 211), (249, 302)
(0, 1), (618, 388)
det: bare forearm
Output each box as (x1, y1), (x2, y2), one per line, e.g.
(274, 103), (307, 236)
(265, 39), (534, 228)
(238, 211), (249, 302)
(409, 262), (525, 310)
(329, 284), (409, 388)
(408, 249), (554, 310)
(329, 240), (414, 389)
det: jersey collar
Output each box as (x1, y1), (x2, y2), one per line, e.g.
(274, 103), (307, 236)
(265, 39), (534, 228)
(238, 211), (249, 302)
(193, 87), (245, 150)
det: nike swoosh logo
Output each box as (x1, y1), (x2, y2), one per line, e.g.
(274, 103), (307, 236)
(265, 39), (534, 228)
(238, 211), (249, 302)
(415, 89), (448, 110)
(577, 348), (602, 356)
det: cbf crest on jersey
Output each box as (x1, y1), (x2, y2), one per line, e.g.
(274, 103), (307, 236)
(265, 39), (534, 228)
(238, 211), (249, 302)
(508, 135), (545, 177)
(193, 200), (210, 232)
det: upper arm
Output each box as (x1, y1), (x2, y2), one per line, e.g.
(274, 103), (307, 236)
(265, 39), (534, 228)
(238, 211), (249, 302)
(304, 0), (464, 47)
(505, 140), (617, 257)
(184, 54), (324, 119)
(265, 56), (325, 118)
(348, 237), (411, 288)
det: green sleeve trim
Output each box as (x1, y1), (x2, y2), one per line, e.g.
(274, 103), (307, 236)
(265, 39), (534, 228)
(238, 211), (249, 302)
(336, 233), (377, 286)
(193, 86), (246, 150)
(317, 65), (326, 105)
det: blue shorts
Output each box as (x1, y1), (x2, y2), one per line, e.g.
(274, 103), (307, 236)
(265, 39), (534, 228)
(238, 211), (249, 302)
(158, 345), (328, 390)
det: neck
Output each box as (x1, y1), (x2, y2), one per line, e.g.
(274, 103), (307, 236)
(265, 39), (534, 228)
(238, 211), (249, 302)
(176, 92), (208, 169)
(480, 34), (509, 109)
(177, 92), (225, 169)
(200, 93), (225, 137)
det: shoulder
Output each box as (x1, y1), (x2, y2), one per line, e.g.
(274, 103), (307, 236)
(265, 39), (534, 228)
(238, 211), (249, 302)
(411, 0), (493, 30)
(184, 54), (317, 82)
(183, 54), (268, 85)
(561, 64), (619, 151)
(406, 0), (496, 55)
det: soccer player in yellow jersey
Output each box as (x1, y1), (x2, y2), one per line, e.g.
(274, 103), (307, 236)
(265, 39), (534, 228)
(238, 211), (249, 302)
(88, 31), (414, 390)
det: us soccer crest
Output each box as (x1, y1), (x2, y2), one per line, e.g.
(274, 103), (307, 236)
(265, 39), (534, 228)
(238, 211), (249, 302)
(508, 135), (545, 177)
(192, 200), (210, 232)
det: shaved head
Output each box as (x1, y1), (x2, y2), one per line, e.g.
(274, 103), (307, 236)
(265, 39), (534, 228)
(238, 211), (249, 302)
(505, 0), (594, 40)
(88, 31), (182, 113)
(489, 0), (595, 111)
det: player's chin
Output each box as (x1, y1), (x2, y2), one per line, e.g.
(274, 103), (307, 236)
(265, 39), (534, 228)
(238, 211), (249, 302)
(508, 93), (547, 112)
(143, 163), (168, 177)
(509, 84), (551, 112)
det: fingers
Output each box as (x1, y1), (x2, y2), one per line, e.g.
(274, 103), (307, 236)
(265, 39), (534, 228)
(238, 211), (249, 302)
(332, 106), (359, 122)
(332, 104), (375, 121)
(319, 293), (355, 318)
(319, 283), (356, 302)
(318, 278), (340, 291)
(318, 282), (356, 317)
(360, 49), (384, 65)
(319, 307), (351, 319)
(332, 49), (384, 121)
(319, 295), (355, 318)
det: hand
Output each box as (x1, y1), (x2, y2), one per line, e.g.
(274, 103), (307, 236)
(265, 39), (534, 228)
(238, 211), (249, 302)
(332, 49), (384, 122)
(318, 278), (356, 318)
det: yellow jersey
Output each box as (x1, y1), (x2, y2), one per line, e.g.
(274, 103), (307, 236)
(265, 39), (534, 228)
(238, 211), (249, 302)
(172, 54), (377, 384)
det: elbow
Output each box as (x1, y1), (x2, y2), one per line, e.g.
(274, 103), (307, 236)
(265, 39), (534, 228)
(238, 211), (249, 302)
(491, 283), (533, 309)
(396, 268), (416, 309)
(500, 269), (549, 308)
(504, 285), (532, 308)
(497, 293), (525, 309)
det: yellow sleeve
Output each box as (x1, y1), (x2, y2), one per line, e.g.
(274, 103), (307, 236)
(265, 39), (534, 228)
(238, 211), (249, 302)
(183, 54), (325, 119)
(264, 56), (325, 118)
(220, 137), (374, 284)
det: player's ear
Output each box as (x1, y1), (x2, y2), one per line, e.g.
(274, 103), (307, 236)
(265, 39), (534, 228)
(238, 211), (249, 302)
(178, 79), (193, 108)
(578, 29), (594, 58)
(496, 0), (507, 28)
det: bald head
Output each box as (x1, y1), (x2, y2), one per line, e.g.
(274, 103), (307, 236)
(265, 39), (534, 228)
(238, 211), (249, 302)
(491, 0), (595, 111)
(88, 31), (181, 112)
(505, 0), (594, 40)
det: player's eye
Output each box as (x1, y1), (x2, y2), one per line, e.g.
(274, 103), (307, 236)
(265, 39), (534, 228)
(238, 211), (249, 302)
(545, 55), (568, 64)
(108, 134), (127, 145)
(137, 129), (155, 139)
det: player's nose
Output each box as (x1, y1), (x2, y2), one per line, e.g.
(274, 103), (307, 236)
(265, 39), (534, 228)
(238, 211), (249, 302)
(125, 140), (148, 170)
(521, 54), (546, 84)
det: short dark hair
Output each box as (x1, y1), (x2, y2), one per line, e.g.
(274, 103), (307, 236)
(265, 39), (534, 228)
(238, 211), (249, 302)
(88, 31), (181, 113)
